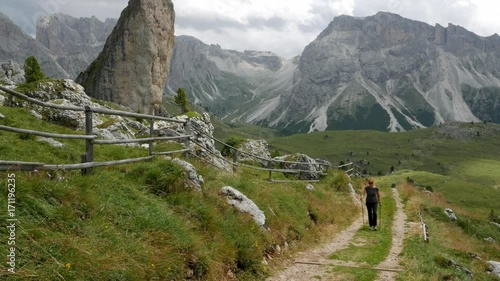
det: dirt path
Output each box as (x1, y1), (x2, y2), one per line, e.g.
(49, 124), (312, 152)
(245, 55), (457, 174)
(375, 187), (407, 281)
(267, 188), (407, 281)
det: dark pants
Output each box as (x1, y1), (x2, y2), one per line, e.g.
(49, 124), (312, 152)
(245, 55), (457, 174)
(366, 202), (378, 227)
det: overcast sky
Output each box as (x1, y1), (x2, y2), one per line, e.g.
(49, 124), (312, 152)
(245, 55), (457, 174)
(3, 0), (500, 58)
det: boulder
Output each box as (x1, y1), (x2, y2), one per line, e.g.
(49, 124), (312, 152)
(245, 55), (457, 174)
(171, 158), (203, 192)
(444, 208), (457, 221)
(220, 186), (266, 227)
(306, 184), (315, 191)
(488, 261), (500, 278)
(272, 153), (327, 180)
(76, 0), (175, 115)
(37, 137), (64, 148)
(237, 139), (271, 165)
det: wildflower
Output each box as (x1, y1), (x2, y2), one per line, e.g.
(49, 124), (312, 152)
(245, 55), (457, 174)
(65, 263), (71, 269)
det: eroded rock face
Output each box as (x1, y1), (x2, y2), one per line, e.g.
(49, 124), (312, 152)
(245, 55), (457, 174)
(36, 13), (117, 79)
(76, 0), (175, 115)
(0, 12), (69, 79)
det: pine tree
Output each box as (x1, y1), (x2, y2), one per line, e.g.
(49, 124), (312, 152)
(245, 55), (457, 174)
(24, 56), (45, 83)
(174, 88), (190, 113)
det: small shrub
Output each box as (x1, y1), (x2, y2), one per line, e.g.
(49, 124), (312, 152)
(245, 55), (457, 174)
(425, 185), (433, 192)
(221, 136), (246, 157)
(271, 149), (281, 158)
(19, 133), (35, 140)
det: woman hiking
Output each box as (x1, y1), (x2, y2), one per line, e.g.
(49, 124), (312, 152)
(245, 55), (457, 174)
(362, 178), (381, 230)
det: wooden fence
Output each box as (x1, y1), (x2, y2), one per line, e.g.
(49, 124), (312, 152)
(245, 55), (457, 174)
(0, 85), (360, 181)
(0, 85), (191, 174)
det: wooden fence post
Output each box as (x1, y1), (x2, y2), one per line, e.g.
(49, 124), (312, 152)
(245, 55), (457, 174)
(149, 119), (154, 157)
(82, 106), (94, 175)
(183, 122), (192, 159)
(233, 149), (239, 172)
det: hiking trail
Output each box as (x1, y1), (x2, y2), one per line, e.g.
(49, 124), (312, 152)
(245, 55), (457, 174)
(267, 188), (407, 281)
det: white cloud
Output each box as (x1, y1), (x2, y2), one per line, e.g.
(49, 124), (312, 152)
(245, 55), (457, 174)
(2, 0), (500, 58)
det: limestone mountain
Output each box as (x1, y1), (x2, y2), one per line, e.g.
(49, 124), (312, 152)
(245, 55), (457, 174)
(165, 35), (298, 123)
(0, 12), (69, 79)
(76, 0), (175, 115)
(258, 12), (500, 133)
(36, 13), (117, 79)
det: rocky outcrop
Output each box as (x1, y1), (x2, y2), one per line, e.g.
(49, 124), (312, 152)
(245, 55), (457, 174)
(220, 186), (266, 227)
(154, 112), (233, 171)
(0, 61), (25, 85)
(237, 139), (271, 165)
(272, 154), (328, 180)
(0, 12), (68, 79)
(36, 14), (117, 79)
(76, 0), (175, 115)
(4, 79), (141, 143)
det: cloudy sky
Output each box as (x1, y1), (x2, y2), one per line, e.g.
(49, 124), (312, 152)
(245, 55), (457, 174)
(3, 0), (500, 58)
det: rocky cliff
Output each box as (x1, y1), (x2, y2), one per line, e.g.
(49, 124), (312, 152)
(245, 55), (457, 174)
(0, 12), (69, 79)
(166, 36), (298, 123)
(76, 0), (175, 115)
(36, 13), (117, 79)
(259, 12), (500, 133)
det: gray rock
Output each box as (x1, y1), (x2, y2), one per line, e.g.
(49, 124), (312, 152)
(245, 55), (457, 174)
(220, 186), (266, 227)
(0, 112), (4, 119)
(37, 137), (64, 148)
(30, 110), (43, 120)
(491, 221), (500, 229)
(488, 261), (500, 278)
(0, 94), (4, 106)
(238, 139), (271, 165)
(76, 0), (175, 115)
(36, 14), (117, 78)
(261, 12), (500, 133)
(306, 184), (315, 191)
(445, 208), (458, 220)
(484, 237), (496, 243)
(273, 153), (326, 180)
(0, 13), (69, 78)
(171, 158), (203, 192)
(0, 61), (24, 84)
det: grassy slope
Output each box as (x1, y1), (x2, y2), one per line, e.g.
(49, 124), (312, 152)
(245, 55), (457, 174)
(393, 175), (500, 281)
(267, 125), (500, 215)
(0, 104), (358, 280)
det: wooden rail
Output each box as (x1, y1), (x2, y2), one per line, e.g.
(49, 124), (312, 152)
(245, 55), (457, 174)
(0, 125), (96, 139)
(419, 211), (430, 242)
(0, 85), (189, 173)
(0, 85), (358, 180)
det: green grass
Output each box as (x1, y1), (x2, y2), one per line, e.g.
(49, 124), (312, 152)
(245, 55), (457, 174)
(388, 175), (500, 281)
(329, 185), (395, 266)
(0, 103), (360, 280)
